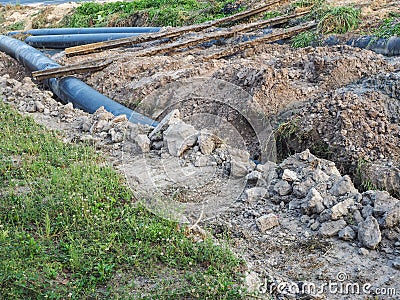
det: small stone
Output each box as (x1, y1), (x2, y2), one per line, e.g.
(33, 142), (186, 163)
(383, 203), (400, 228)
(319, 219), (347, 237)
(282, 169), (298, 182)
(338, 226), (356, 241)
(149, 109), (181, 141)
(112, 114), (128, 123)
(26, 101), (36, 113)
(300, 215), (310, 224)
(392, 259), (400, 270)
(256, 213), (279, 233)
(134, 134), (151, 153)
(35, 101), (45, 113)
(110, 128), (124, 143)
(358, 216), (382, 249)
(353, 210), (364, 224)
(229, 148), (252, 178)
(163, 121), (198, 157)
(330, 198), (355, 220)
(362, 205), (374, 219)
(245, 187), (268, 202)
(301, 188), (325, 215)
(194, 155), (212, 167)
(43, 108), (50, 115)
(329, 175), (357, 196)
(359, 247), (369, 256)
(274, 180), (292, 196)
(310, 221), (320, 231)
(245, 271), (261, 293)
(198, 129), (220, 155)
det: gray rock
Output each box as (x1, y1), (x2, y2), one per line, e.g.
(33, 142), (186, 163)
(358, 216), (382, 249)
(245, 187), (268, 202)
(282, 169), (298, 182)
(34, 100), (45, 113)
(292, 177), (315, 198)
(359, 247), (369, 256)
(329, 175), (357, 196)
(274, 180), (292, 196)
(229, 148), (252, 178)
(198, 129), (220, 155)
(245, 271), (261, 293)
(194, 155), (212, 167)
(301, 188), (325, 215)
(319, 219), (347, 237)
(163, 121), (198, 157)
(310, 221), (320, 231)
(392, 258), (400, 270)
(353, 210), (364, 224)
(134, 134), (151, 153)
(149, 109), (181, 141)
(80, 117), (91, 132)
(288, 199), (303, 210)
(312, 167), (330, 182)
(371, 190), (399, 217)
(384, 203), (400, 228)
(255, 161), (278, 186)
(330, 198), (355, 220)
(110, 128), (124, 143)
(26, 101), (36, 113)
(338, 226), (356, 241)
(362, 205), (374, 219)
(256, 213), (280, 233)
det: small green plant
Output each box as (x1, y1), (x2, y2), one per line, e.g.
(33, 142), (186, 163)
(292, 0), (325, 9)
(318, 6), (361, 34)
(355, 157), (378, 192)
(291, 30), (320, 48)
(5, 20), (24, 31)
(263, 10), (282, 20)
(374, 17), (400, 38)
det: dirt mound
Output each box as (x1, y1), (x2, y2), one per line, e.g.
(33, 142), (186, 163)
(0, 52), (28, 80)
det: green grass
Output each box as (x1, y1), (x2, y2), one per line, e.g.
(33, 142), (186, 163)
(63, 0), (238, 28)
(291, 30), (319, 48)
(318, 6), (361, 34)
(374, 17), (400, 38)
(0, 101), (245, 299)
(5, 20), (24, 31)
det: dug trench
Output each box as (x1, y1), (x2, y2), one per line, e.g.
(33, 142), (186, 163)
(1, 33), (400, 300)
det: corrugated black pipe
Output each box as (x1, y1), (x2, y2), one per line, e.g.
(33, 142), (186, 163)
(8, 27), (161, 36)
(25, 33), (142, 49)
(0, 35), (158, 127)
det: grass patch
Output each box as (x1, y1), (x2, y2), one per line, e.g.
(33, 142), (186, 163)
(5, 20), (24, 31)
(0, 101), (245, 299)
(374, 17), (400, 38)
(318, 6), (361, 34)
(263, 11), (282, 20)
(291, 30), (320, 48)
(63, 0), (239, 28)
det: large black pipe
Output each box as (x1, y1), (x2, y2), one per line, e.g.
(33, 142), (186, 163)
(0, 35), (158, 127)
(8, 27), (161, 36)
(347, 36), (400, 57)
(25, 33), (142, 49)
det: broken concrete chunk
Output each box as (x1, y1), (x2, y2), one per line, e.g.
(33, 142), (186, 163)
(338, 226), (356, 241)
(301, 188), (325, 215)
(228, 147), (252, 178)
(319, 219), (347, 237)
(134, 134), (151, 153)
(329, 175), (357, 196)
(274, 180), (292, 196)
(256, 213), (279, 233)
(245, 187), (268, 202)
(149, 109), (181, 141)
(384, 203), (400, 228)
(358, 216), (382, 249)
(330, 198), (355, 220)
(282, 169), (298, 182)
(198, 129), (221, 155)
(163, 121), (198, 157)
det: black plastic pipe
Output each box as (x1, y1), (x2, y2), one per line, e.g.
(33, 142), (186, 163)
(25, 33), (143, 49)
(0, 35), (158, 127)
(347, 36), (400, 57)
(8, 27), (161, 36)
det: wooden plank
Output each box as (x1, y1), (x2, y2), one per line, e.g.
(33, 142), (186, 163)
(65, 0), (286, 57)
(128, 11), (310, 57)
(204, 22), (317, 60)
(32, 59), (112, 80)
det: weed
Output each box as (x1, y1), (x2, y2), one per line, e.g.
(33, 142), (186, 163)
(318, 6), (361, 34)
(5, 20), (24, 31)
(0, 101), (245, 298)
(374, 17), (400, 38)
(354, 157), (378, 192)
(292, 0), (325, 9)
(263, 11), (282, 20)
(63, 0), (239, 28)
(291, 30), (320, 48)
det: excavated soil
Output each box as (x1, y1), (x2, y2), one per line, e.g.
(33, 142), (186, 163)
(1, 0), (400, 298)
